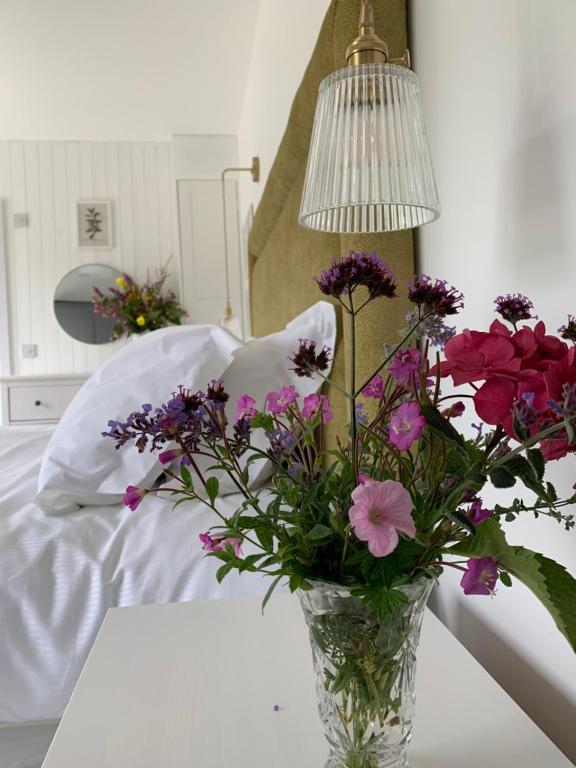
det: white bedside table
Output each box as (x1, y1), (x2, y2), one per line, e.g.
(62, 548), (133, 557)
(42, 595), (574, 768)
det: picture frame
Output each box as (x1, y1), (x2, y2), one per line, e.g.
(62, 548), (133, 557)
(77, 200), (113, 248)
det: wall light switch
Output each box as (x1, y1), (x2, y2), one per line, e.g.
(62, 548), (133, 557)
(14, 213), (30, 227)
(22, 343), (38, 358)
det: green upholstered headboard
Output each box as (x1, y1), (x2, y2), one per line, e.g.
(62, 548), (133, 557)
(249, 0), (414, 443)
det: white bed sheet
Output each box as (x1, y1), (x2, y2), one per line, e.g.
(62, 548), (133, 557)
(0, 425), (272, 726)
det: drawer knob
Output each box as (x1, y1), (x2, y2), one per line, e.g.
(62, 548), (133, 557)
(34, 400), (42, 406)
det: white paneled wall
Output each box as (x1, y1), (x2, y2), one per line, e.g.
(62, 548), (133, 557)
(0, 140), (177, 376)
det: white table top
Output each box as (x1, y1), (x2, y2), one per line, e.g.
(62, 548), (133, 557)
(42, 594), (574, 768)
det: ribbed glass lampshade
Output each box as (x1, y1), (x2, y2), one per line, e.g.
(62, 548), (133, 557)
(299, 63), (440, 233)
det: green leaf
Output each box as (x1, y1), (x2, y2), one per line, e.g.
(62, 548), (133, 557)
(499, 571), (513, 587)
(261, 574), (284, 613)
(420, 404), (465, 448)
(527, 449), (545, 482)
(180, 465), (193, 488)
(205, 476), (219, 505)
(449, 518), (576, 651)
(251, 413), (274, 431)
(307, 523), (334, 541)
(216, 561), (234, 583)
(489, 466), (516, 488)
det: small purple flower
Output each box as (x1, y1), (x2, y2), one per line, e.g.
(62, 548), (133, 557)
(235, 394), (258, 422)
(266, 386), (298, 415)
(289, 339), (331, 378)
(266, 429), (297, 460)
(514, 391), (539, 430)
(158, 447), (184, 465)
(389, 348), (421, 386)
(273, 705), (280, 712)
(233, 417), (252, 447)
(199, 533), (243, 557)
(389, 402), (425, 451)
(362, 374), (384, 399)
(124, 485), (148, 510)
(559, 315), (576, 343)
(301, 393), (333, 422)
(315, 252), (397, 301)
(494, 293), (535, 324)
(460, 557), (499, 595)
(206, 379), (229, 407)
(408, 275), (463, 318)
(355, 402), (368, 425)
(441, 401), (466, 419)
(468, 500), (492, 526)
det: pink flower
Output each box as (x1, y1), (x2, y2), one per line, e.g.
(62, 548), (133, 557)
(199, 533), (243, 557)
(389, 348), (421, 385)
(159, 448), (184, 465)
(460, 557), (498, 595)
(235, 394), (258, 422)
(348, 479), (416, 557)
(388, 402), (425, 451)
(266, 386), (298, 415)
(123, 485), (148, 510)
(468, 500), (492, 526)
(302, 393), (333, 422)
(362, 374), (384, 399)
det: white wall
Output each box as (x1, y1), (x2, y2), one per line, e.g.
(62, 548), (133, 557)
(0, 0), (259, 141)
(0, 140), (176, 375)
(237, 0), (331, 225)
(411, 0), (576, 758)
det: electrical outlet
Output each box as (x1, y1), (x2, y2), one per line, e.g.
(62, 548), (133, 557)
(14, 213), (30, 228)
(22, 344), (38, 358)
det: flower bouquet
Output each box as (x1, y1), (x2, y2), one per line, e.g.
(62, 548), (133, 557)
(92, 265), (187, 340)
(104, 252), (576, 768)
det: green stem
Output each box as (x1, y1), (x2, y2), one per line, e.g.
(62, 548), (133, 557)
(350, 295), (358, 482)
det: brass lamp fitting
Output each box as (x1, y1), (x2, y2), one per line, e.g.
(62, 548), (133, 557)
(345, 0), (411, 68)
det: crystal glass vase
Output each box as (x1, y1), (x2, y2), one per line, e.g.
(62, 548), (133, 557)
(298, 578), (433, 768)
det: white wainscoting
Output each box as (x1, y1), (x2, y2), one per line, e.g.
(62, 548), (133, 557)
(0, 140), (177, 376)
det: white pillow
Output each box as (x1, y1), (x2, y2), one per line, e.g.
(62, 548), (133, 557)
(163, 301), (337, 494)
(35, 325), (242, 515)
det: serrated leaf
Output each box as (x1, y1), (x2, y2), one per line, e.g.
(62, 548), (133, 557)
(205, 476), (219, 505)
(448, 518), (576, 651)
(307, 523), (334, 541)
(450, 509), (476, 536)
(527, 449), (545, 482)
(489, 466), (517, 488)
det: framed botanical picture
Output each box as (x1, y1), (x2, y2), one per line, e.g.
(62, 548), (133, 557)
(77, 200), (113, 248)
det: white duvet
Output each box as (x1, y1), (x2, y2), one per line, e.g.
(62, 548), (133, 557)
(0, 426), (271, 725)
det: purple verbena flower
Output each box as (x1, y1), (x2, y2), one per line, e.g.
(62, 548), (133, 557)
(388, 402), (425, 451)
(233, 417), (252, 448)
(206, 379), (229, 407)
(362, 374), (384, 399)
(460, 557), (498, 595)
(289, 339), (332, 378)
(408, 275), (463, 317)
(494, 293), (535, 324)
(389, 348), (421, 386)
(559, 315), (576, 343)
(355, 402), (368, 425)
(514, 391), (539, 430)
(315, 252), (397, 301)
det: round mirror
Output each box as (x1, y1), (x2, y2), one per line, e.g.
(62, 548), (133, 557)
(54, 264), (121, 344)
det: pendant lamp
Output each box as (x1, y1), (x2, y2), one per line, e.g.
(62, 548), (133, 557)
(299, 0), (440, 234)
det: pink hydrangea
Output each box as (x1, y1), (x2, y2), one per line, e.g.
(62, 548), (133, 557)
(235, 394), (258, 422)
(266, 386), (298, 415)
(302, 393), (333, 422)
(460, 557), (498, 595)
(389, 402), (426, 451)
(199, 533), (243, 557)
(362, 374), (384, 399)
(348, 479), (416, 557)
(389, 348), (422, 385)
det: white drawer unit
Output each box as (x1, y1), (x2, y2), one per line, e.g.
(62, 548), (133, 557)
(0, 376), (87, 426)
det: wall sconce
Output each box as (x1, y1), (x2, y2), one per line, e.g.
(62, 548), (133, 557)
(220, 156), (260, 336)
(299, 0), (439, 233)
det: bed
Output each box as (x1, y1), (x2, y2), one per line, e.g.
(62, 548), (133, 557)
(0, 1), (413, 765)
